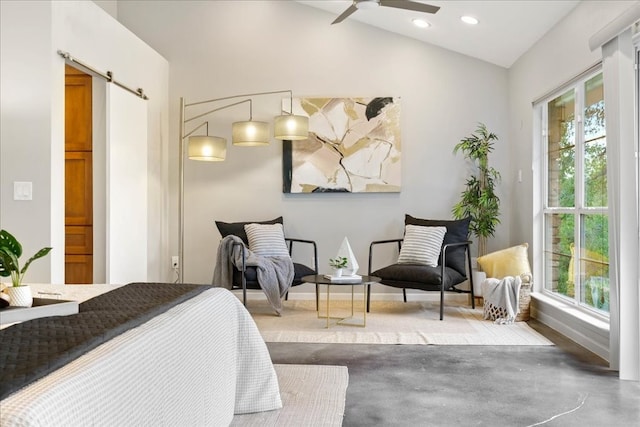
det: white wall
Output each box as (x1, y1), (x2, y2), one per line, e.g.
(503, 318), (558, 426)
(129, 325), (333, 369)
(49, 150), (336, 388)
(507, 0), (636, 256)
(0, 0), (169, 284)
(117, 0), (511, 292)
(0, 1), (55, 282)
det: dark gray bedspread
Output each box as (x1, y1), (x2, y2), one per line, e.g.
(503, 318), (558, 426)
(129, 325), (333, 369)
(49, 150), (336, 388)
(0, 282), (211, 400)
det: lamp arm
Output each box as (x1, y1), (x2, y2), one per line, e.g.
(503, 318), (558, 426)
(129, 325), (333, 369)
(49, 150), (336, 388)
(184, 99), (252, 126)
(183, 121), (209, 140)
(185, 89), (294, 114)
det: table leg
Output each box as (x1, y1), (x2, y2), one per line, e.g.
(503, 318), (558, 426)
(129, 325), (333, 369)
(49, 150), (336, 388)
(326, 284), (330, 329)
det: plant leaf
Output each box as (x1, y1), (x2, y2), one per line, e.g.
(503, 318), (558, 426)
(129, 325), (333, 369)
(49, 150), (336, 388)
(20, 247), (53, 275)
(0, 249), (20, 277)
(0, 229), (22, 258)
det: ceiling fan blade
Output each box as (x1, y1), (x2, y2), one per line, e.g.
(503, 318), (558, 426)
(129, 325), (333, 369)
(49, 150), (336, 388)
(332, 4), (358, 25)
(379, 0), (440, 14)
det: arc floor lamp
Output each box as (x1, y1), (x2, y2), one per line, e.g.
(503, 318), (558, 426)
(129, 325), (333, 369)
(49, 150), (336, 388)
(178, 90), (309, 282)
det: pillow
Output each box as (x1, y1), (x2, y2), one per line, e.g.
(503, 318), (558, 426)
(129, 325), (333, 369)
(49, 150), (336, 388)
(477, 243), (531, 279)
(244, 223), (290, 258)
(215, 217), (283, 245)
(398, 225), (447, 267)
(405, 215), (471, 275)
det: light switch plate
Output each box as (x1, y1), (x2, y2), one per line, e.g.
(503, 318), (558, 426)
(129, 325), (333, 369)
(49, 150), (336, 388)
(14, 181), (32, 200)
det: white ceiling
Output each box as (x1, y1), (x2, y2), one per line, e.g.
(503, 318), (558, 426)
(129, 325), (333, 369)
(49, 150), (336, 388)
(297, 0), (580, 68)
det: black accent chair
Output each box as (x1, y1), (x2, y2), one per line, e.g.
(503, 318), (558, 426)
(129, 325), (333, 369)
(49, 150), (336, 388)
(215, 217), (319, 308)
(367, 215), (475, 320)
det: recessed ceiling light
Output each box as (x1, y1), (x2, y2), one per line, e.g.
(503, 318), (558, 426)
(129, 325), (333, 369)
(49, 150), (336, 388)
(412, 18), (430, 29)
(461, 16), (479, 25)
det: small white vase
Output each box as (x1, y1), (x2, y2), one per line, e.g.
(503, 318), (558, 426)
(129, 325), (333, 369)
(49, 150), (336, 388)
(472, 271), (486, 297)
(333, 268), (343, 277)
(5, 285), (33, 307)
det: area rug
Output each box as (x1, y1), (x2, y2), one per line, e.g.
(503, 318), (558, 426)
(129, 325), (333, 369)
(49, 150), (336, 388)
(248, 299), (553, 345)
(230, 364), (347, 427)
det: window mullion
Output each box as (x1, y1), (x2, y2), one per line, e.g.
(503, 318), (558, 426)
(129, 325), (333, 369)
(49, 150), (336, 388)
(575, 84), (585, 305)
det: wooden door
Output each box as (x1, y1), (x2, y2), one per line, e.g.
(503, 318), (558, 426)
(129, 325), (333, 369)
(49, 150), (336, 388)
(65, 65), (93, 284)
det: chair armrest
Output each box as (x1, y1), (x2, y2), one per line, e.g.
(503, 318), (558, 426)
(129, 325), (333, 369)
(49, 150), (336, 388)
(368, 238), (403, 274)
(442, 240), (472, 251)
(370, 238), (404, 247)
(232, 240), (247, 271)
(441, 240), (472, 274)
(285, 237), (318, 272)
(442, 240), (472, 254)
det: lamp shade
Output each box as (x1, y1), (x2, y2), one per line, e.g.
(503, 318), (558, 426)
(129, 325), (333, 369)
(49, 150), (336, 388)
(232, 121), (270, 146)
(274, 114), (309, 140)
(188, 136), (226, 161)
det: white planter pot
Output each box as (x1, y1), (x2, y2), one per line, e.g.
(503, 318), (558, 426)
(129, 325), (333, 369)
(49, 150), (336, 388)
(4, 285), (33, 307)
(333, 268), (343, 277)
(472, 271), (486, 297)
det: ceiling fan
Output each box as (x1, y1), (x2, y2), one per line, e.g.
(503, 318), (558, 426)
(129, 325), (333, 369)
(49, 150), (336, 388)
(331, 0), (440, 25)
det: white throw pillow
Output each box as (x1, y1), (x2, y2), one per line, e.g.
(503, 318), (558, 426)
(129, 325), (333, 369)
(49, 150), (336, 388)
(244, 223), (290, 258)
(397, 225), (447, 267)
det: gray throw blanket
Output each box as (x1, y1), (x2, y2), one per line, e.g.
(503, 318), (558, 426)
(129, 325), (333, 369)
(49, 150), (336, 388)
(212, 235), (294, 315)
(481, 275), (522, 324)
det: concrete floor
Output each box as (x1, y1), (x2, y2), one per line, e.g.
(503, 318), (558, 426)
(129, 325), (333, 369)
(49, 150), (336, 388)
(266, 320), (640, 426)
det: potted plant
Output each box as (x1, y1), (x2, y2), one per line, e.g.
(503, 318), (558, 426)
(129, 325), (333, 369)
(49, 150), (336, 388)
(452, 123), (501, 258)
(0, 229), (52, 307)
(329, 256), (348, 277)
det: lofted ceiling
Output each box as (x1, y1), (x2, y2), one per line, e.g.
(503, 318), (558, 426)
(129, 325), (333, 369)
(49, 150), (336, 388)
(297, 0), (581, 68)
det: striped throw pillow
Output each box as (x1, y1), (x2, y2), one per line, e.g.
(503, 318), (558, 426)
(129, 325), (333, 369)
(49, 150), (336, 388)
(244, 223), (290, 258)
(397, 225), (447, 267)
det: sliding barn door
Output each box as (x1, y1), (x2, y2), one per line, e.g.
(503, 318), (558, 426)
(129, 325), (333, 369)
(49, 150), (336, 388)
(106, 85), (148, 284)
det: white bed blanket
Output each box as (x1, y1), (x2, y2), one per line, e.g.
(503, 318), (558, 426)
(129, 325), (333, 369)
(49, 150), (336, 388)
(0, 287), (282, 426)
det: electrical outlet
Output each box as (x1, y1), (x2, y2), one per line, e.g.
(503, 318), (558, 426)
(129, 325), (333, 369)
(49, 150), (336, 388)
(171, 256), (179, 269)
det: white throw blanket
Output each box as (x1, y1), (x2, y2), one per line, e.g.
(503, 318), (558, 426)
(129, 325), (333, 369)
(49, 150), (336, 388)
(482, 275), (522, 324)
(213, 235), (294, 315)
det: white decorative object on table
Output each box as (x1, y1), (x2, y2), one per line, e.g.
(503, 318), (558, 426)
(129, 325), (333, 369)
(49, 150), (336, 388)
(336, 237), (359, 276)
(4, 285), (33, 308)
(328, 256), (347, 277)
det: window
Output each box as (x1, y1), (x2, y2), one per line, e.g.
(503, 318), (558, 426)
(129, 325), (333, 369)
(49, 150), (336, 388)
(539, 70), (609, 315)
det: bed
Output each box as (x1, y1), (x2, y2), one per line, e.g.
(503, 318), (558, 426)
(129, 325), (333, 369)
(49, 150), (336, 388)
(0, 283), (281, 426)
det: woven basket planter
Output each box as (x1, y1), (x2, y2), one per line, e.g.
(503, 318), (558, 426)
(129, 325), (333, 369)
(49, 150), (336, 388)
(480, 273), (533, 322)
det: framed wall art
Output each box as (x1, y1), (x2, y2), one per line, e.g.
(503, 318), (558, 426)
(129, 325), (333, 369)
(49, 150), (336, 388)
(282, 97), (401, 193)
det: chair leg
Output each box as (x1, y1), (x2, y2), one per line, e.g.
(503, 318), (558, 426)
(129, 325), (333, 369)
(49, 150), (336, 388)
(403, 288), (407, 303)
(439, 288), (444, 320)
(315, 283), (319, 311)
(366, 283), (371, 312)
(285, 291), (289, 301)
(242, 275), (247, 307)
(466, 244), (476, 309)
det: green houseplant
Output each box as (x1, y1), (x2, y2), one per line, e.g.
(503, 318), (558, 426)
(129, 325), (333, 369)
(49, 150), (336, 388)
(0, 229), (52, 287)
(329, 256), (348, 277)
(452, 123), (501, 257)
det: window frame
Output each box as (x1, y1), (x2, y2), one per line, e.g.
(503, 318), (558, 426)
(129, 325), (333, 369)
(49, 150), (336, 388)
(535, 66), (610, 321)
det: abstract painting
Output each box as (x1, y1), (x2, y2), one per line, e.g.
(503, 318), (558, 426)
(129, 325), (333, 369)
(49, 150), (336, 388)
(283, 97), (401, 193)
